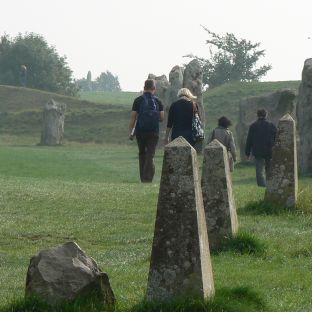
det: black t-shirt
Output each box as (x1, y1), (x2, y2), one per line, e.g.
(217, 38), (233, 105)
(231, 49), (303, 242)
(167, 98), (193, 130)
(132, 92), (164, 133)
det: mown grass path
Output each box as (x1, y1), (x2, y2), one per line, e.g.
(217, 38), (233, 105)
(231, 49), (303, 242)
(0, 140), (311, 311)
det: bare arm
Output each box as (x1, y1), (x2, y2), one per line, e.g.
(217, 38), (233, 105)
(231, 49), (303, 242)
(159, 110), (164, 122)
(164, 127), (172, 145)
(129, 111), (137, 137)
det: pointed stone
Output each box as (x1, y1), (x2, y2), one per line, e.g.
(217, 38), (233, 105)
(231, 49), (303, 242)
(147, 136), (214, 301)
(201, 139), (238, 250)
(265, 114), (298, 207)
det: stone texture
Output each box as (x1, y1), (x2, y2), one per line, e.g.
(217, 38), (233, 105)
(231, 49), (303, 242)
(25, 242), (115, 307)
(147, 136), (214, 301)
(201, 139), (238, 249)
(40, 99), (66, 145)
(297, 58), (312, 173)
(168, 65), (184, 106)
(236, 89), (296, 159)
(265, 114), (298, 208)
(148, 73), (170, 109)
(183, 59), (205, 126)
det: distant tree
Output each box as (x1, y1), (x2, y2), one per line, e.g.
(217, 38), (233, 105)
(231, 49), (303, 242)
(0, 33), (78, 96)
(94, 71), (121, 91)
(187, 26), (272, 88)
(77, 70), (121, 92)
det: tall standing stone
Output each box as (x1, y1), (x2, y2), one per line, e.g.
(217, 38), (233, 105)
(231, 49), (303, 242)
(183, 59), (205, 126)
(168, 65), (183, 105)
(40, 99), (66, 145)
(236, 89), (296, 160)
(265, 114), (298, 208)
(147, 137), (214, 301)
(147, 73), (170, 110)
(297, 58), (312, 173)
(202, 139), (238, 250)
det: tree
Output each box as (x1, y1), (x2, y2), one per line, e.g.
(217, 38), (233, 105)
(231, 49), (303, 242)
(77, 70), (121, 92)
(94, 71), (121, 91)
(0, 33), (78, 96)
(187, 26), (272, 88)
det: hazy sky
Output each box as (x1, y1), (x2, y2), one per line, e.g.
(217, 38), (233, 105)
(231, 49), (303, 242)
(1, 0), (311, 91)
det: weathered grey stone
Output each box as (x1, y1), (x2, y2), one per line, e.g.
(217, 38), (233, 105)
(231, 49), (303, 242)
(40, 99), (66, 145)
(183, 59), (205, 126)
(148, 73), (170, 109)
(297, 58), (312, 173)
(168, 65), (183, 105)
(25, 242), (115, 307)
(202, 139), (238, 249)
(265, 114), (298, 208)
(147, 137), (214, 301)
(236, 89), (296, 159)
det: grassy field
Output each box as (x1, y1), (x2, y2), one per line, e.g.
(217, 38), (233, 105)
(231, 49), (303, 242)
(0, 135), (311, 311)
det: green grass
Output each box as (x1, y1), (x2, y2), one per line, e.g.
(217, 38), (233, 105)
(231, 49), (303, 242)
(0, 136), (311, 311)
(79, 90), (140, 106)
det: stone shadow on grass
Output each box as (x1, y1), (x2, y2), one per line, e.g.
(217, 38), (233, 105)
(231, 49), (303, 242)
(131, 286), (269, 312)
(211, 231), (266, 256)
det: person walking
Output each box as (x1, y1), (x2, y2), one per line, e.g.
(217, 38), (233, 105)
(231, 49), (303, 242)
(210, 116), (237, 172)
(164, 88), (198, 146)
(129, 79), (164, 183)
(245, 109), (277, 187)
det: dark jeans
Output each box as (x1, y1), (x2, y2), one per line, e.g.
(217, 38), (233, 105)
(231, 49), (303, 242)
(255, 157), (271, 187)
(136, 132), (159, 182)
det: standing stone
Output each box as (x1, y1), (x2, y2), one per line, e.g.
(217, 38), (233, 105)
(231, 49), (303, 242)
(40, 99), (66, 145)
(265, 114), (298, 208)
(148, 73), (170, 109)
(147, 137), (214, 301)
(168, 65), (183, 105)
(202, 139), (238, 250)
(236, 89), (296, 160)
(297, 58), (312, 173)
(183, 59), (205, 126)
(25, 242), (115, 307)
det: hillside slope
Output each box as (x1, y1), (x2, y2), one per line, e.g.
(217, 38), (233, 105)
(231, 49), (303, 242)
(0, 81), (300, 144)
(0, 85), (137, 143)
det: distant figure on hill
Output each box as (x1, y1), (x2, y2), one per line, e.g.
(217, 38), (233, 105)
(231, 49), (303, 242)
(164, 88), (198, 146)
(129, 79), (164, 183)
(245, 109), (277, 187)
(20, 65), (27, 87)
(210, 116), (237, 172)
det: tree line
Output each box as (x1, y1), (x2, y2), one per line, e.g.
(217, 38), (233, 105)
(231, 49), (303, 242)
(0, 30), (271, 96)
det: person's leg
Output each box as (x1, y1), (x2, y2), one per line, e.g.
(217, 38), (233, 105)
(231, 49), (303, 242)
(255, 157), (266, 187)
(143, 133), (159, 182)
(136, 134), (147, 182)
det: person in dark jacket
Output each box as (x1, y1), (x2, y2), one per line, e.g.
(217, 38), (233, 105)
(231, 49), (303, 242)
(164, 88), (197, 146)
(129, 79), (164, 183)
(245, 109), (277, 187)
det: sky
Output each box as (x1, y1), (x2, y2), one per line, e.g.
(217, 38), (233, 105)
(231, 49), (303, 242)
(1, 0), (312, 91)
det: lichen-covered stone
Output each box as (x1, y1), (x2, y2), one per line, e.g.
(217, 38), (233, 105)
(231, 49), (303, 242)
(297, 58), (312, 173)
(201, 139), (238, 250)
(147, 137), (214, 301)
(265, 114), (298, 207)
(40, 99), (66, 145)
(236, 90), (296, 160)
